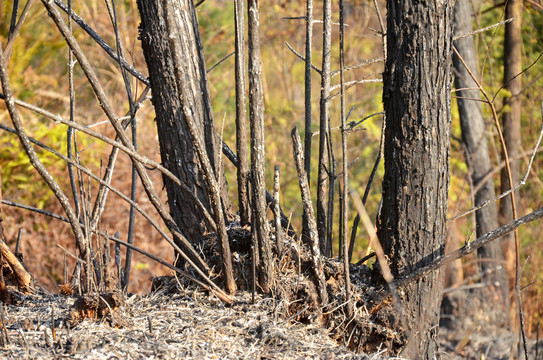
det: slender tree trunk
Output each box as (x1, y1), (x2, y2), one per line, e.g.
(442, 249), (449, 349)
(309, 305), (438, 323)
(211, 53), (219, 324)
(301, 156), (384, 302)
(378, 2), (453, 358)
(317, 0), (332, 253)
(453, 0), (509, 327)
(339, 0), (352, 315)
(500, 0), (522, 283)
(248, 0), (273, 293)
(235, 0), (250, 226)
(301, 0), (314, 245)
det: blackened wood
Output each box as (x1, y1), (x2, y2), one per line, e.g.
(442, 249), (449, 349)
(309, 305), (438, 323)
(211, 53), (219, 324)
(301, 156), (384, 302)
(317, 0), (332, 253)
(292, 127), (328, 306)
(325, 134), (335, 257)
(339, 0), (352, 316)
(137, 1), (228, 254)
(43, 0), (210, 280)
(248, 0), (273, 293)
(0, 173), (6, 245)
(453, 0), (509, 327)
(301, 0), (314, 245)
(234, 0), (250, 226)
(138, 0), (236, 293)
(303, 0), (313, 182)
(379, 2), (453, 358)
(220, 139), (295, 236)
(54, 0), (149, 86)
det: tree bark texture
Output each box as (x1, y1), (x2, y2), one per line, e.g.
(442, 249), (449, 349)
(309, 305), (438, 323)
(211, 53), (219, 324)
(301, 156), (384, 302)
(234, 0), (250, 226)
(137, 1), (223, 246)
(301, 0), (314, 246)
(292, 127), (328, 305)
(248, 0), (273, 293)
(138, 0), (237, 293)
(453, 0), (509, 327)
(500, 0), (522, 279)
(316, 0), (332, 253)
(379, 1), (453, 358)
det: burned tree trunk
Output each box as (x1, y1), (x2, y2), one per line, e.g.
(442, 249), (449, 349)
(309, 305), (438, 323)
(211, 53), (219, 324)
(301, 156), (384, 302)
(234, 0), (250, 227)
(316, 0), (332, 253)
(137, 1), (236, 292)
(248, 0), (273, 293)
(378, 1), (453, 358)
(137, 0), (223, 243)
(453, 0), (509, 327)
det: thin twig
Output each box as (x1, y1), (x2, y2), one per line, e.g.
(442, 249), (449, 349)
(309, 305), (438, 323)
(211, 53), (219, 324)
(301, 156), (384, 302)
(330, 57), (384, 78)
(453, 18), (514, 41)
(329, 77), (382, 94)
(53, 0), (149, 86)
(0, 39), (87, 257)
(3, 0), (36, 62)
(0, 96), (217, 234)
(448, 101), (543, 222)
(284, 41), (322, 75)
(207, 51), (235, 73)
(273, 166), (283, 255)
(393, 206), (543, 293)
(349, 114), (385, 262)
(108, 0), (137, 292)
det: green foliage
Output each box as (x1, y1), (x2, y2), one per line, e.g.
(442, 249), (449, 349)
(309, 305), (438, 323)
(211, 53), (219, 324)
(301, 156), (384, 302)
(1, 121), (68, 208)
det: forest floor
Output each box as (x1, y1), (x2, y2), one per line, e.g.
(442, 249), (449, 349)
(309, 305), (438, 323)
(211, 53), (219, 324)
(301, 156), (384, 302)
(0, 281), (539, 360)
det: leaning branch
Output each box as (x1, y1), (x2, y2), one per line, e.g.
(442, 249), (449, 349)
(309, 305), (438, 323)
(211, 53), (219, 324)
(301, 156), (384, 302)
(396, 207), (543, 290)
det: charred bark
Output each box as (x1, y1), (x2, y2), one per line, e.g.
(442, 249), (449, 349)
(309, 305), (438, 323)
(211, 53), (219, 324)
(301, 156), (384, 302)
(378, 1), (453, 358)
(137, 1), (235, 292)
(137, 1), (221, 243)
(316, 0), (332, 253)
(248, 0), (273, 293)
(234, 0), (250, 226)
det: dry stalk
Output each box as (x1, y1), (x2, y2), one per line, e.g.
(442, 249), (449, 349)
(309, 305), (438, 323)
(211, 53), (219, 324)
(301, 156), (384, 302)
(291, 126), (328, 306)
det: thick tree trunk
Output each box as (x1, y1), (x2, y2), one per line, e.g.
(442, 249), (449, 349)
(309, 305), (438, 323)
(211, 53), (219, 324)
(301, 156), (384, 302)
(136, 1), (236, 292)
(137, 1), (221, 243)
(453, 0), (509, 327)
(379, 1), (453, 358)
(500, 0), (522, 283)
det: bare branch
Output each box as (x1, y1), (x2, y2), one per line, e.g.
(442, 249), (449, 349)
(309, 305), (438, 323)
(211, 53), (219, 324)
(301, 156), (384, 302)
(453, 18), (514, 41)
(285, 41), (322, 75)
(42, 0), (212, 282)
(397, 206), (543, 290)
(330, 57), (384, 78)
(0, 41), (87, 257)
(53, 0), (149, 86)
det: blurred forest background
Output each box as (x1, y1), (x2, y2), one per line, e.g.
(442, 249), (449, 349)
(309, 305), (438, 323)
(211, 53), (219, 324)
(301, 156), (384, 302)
(0, 0), (542, 336)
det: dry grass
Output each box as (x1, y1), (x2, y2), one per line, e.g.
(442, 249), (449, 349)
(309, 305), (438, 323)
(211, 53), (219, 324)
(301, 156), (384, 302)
(0, 284), (392, 360)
